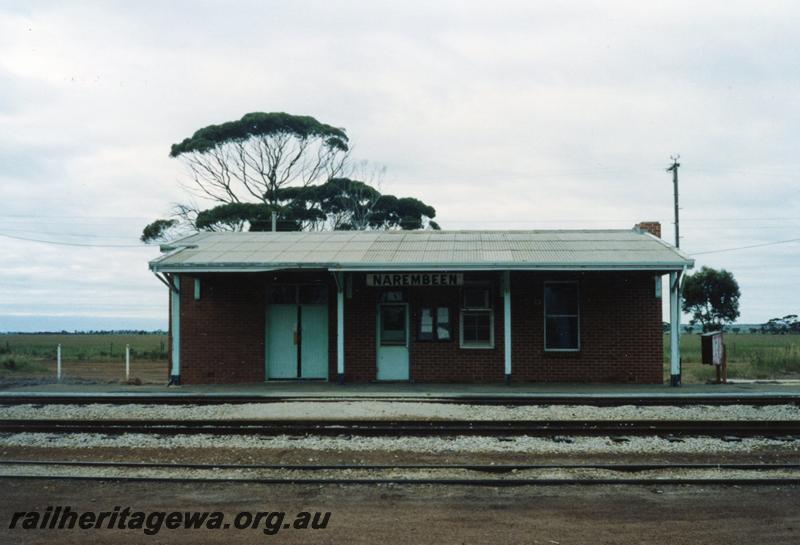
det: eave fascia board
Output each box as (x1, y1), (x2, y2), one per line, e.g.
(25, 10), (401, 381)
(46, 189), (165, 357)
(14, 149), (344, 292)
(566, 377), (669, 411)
(641, 231), (695, 264)
(157, 231), (206, 252)
(332, 264), (691, 272)
(150, 262), (692, 273)
(148, 246), (189, 267)
(149, 266), (283, 273)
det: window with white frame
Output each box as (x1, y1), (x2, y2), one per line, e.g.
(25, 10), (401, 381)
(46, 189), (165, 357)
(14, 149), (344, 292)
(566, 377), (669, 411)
(460, 285), (494, 348)
(544, 281), (580, 351)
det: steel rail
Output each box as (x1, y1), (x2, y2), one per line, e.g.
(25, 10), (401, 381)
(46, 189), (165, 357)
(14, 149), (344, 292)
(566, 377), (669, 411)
(1, 419), (800, 437)
(1, 460), (799, 472)
(1, 394), (799, 407)
(0, 474), (798, 486)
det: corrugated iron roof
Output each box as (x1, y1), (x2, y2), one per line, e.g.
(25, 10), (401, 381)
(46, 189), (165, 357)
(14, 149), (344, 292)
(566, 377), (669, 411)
(149, 229), (694, 272)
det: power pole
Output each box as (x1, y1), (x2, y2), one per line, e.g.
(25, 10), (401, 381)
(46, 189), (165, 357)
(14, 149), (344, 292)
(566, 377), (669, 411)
(666, 154), (681, 386)
(666, 155), (680, 248)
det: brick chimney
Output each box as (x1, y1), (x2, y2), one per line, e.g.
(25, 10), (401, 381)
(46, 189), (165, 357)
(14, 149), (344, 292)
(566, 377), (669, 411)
(635, 221), (661, 238)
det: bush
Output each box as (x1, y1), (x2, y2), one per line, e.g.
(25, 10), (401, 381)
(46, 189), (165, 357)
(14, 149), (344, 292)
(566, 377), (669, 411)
(0, 354), (48, 374)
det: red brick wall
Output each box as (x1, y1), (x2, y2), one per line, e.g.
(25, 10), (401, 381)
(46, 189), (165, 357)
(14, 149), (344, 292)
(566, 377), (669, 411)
(342, 271), (662, 384)
(178, 273), (266, 384)
(511, 272), (663, 383)
(635, 222), (662, 238)
(406, 272), (506, 383)
(340, 272), (506, 383)
(341, 273), (378, 382)
(174, 270), (663, 384)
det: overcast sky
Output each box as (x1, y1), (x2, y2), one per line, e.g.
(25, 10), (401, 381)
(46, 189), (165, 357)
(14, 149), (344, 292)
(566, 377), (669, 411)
(1, 1), (798, 331)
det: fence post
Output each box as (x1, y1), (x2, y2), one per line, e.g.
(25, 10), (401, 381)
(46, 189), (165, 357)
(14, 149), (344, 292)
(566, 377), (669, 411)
(125, 344), (130, 381)
(57, 344), (62, 382)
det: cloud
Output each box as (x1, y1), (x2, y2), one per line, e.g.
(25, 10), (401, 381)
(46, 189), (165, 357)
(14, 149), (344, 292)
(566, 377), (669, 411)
(0, 0), (798, 329)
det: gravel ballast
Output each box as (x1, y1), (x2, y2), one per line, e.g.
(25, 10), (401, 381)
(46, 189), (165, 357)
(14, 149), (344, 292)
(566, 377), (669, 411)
(1, 431), (798, 456)
(3, 401), (800, 421)
(0, 463), (797, 482)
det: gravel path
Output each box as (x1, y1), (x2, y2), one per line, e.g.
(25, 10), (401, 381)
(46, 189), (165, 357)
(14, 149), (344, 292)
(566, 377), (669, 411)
(4, 477), (798, 545)
(3, 401), (800, 421)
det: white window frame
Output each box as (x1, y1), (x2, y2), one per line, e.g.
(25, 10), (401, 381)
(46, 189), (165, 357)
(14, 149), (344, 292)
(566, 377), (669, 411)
(543, 280), (580, 352)
(462, 285), (491, 310)
(459, 309), (495, 349)
(379, 303), (409, 347)
(459, 284), (494, 349)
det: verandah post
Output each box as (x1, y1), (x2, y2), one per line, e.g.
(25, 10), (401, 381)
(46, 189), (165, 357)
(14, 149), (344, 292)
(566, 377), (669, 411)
(503, 270), (512, 384)
(336, 272), (345, 384)
(669, 272), (681, 386)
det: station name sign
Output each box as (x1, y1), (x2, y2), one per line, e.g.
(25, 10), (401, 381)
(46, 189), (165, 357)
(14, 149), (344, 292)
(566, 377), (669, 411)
(366, 273), (464, 287)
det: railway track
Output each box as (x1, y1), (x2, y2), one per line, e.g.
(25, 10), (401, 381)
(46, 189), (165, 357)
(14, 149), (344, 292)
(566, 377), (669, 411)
(2, 418), (800, 437)
(3, 459), (800, 471)
(1, 393), (798, 406)
(1, 460), (798, 486)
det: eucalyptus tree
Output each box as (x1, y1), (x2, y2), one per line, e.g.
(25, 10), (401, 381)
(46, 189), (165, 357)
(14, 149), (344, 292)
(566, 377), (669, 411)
(181, 178), (438, 233)
(681, 267), (741, 332)
(170, 111), (349, 206)
(141, 112), (439, 243)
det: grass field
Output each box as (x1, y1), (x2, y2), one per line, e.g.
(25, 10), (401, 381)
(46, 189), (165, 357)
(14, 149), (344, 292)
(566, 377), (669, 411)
(0, 334), (167, 362)
(664, 333), (800, 382)
(1, 332), (798, 384)
(0, 334), (168, 382)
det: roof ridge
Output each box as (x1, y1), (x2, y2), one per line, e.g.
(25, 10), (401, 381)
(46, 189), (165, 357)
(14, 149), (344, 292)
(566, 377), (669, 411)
(159, 228), (642, 236)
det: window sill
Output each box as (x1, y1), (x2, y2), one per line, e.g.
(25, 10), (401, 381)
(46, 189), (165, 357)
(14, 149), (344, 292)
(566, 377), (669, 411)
(542, 350), (581, 358)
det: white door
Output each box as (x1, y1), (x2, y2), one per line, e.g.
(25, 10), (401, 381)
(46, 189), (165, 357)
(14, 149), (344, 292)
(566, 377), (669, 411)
(300, 304), (328, 378)
(377, 303), (409, 380)
(266, 304), (298, 379)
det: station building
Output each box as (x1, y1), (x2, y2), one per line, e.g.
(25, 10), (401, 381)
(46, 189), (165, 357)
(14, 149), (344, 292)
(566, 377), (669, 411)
(149, 222), (693, 385)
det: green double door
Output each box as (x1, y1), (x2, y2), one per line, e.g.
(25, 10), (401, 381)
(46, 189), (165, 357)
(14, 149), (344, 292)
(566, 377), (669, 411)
(266, 285), (329, 380)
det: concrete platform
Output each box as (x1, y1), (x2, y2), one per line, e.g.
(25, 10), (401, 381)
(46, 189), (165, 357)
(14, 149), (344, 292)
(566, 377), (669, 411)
(0, 381), (799, 402)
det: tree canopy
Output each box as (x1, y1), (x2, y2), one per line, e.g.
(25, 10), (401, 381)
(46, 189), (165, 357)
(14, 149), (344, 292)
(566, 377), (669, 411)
(140, 219), (178, 243)
(368, 195), (438, 230)
(275, 177), (381, 230)
(141, 112), (440, 243)
(183, 178), (439, 234)
(169, 112), (348, 158)
(195, 202), (284, 232)
(681, 266), (741, 332)
(760, 315), (800, 334)
(169, 112), (350, 208)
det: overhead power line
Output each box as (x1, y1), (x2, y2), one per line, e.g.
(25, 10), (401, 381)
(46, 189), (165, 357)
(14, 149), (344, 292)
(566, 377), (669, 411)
(0, 227), (141, 240)
(0, 232), (155, 248)
(0, 214), (155, 220)
(437, 217), (799, 224)
(691, 238), (800, 256)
